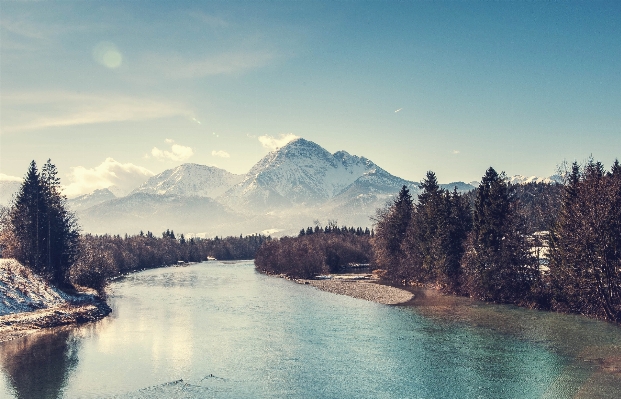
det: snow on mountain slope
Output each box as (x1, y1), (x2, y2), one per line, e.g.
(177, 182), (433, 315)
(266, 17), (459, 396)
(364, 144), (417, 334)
(223, 138), (384, 210)
(67, 188), (116, 211)
(131, 163), (244, 198)
(507, 175), (563, 185)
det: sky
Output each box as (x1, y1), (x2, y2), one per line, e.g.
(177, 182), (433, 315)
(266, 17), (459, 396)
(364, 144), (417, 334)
(1, 1), (620, 196)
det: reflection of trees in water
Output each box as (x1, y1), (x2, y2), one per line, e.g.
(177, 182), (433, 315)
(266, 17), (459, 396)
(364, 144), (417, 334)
(0, 328), (80, 399)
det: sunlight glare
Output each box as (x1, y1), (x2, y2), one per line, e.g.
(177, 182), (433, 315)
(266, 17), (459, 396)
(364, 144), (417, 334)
(92, 41), (123, 69)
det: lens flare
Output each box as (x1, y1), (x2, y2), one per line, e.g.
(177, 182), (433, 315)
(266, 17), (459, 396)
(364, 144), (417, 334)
(92, 41), (123, 69)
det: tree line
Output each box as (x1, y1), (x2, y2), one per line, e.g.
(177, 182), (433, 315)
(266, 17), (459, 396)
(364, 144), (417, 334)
(0, 160), (270, 296)
(373, 159), (621, 322)
(71, 232), (270, 294)
(255, 225), (372, 278)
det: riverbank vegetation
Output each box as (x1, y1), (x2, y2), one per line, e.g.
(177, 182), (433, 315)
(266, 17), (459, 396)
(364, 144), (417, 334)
(256, 159), (621, 323)
(255, 226), (372, 278)
(373, 159), (621, 322)
(72, 232), (270, 292)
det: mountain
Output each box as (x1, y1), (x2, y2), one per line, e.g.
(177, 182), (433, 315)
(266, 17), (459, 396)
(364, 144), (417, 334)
(321, 167), (419, 226)
(67, 188), (116, 211)
(76, 193), (243, 236)
(70, 138), (567, 237)
(221, 138), (410, 212)
(507, 175), (563, 185)
(131, 163), (244, 198)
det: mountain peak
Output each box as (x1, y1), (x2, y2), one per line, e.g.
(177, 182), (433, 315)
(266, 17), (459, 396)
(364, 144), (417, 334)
(132, 163), (244, 198)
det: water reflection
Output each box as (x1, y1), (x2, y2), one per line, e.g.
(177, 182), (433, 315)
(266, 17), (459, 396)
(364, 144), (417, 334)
(0, 328), (80, 399)
(0, 262), (619, 398)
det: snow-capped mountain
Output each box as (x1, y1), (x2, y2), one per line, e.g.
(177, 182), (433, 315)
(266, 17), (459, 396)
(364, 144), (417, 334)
(507, 175), (563, 185)
(222, 138), (405, 211)
(131, 163), (244, 198)
(61, 137), (569, 237)
(67, 188), (116, 211)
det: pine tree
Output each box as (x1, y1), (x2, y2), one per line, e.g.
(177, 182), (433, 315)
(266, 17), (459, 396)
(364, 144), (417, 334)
(441, 188), (472, 292)
(41, 159), (80, 287)
(411, 171), (445, 282)
(6, 161), (48, 275)
(372, 185), (413, 281)
(461, 167), (536, 303)
(2, 160), (80, 288)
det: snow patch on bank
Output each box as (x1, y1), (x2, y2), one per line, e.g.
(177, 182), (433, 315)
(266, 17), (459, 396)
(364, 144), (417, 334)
(0, 259), (71, 316)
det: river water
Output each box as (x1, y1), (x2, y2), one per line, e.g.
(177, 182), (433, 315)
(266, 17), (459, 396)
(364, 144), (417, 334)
(0, 261), (620, 398)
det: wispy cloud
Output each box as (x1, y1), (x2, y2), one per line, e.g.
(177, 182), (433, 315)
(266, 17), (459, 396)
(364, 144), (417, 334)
(63, 158), (154, 197)
(452, 150), (460, 154)
(189, 11), (229, 28)
(0, 91), (191, 133)
(211, 150), (230, 158)
(258, 133), (299, 151)
(152, 139), (194, 162)
(0, 173), (21, 182)
(144, 50), (275, 80)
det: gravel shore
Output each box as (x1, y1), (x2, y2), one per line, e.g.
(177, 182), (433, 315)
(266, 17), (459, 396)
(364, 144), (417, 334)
(296, 278), (414, 305)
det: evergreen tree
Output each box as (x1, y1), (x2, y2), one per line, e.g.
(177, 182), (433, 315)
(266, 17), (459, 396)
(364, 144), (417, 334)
(41, 160), (80, 287)
(372, 185), (413, 281)
(461, 167), (536, 303)
(2, 160), (79, 287)
(410, 171), (445, 282)
(441, 188), (472, 292)
(6, 161), (48, 275)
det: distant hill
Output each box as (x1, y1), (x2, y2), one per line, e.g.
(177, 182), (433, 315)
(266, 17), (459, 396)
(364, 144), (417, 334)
(67, 188), (117, 211)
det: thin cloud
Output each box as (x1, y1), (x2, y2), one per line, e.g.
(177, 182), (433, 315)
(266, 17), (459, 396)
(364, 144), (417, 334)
(63, 158), (154, 198)
(258, 133), (299, 151)
(452, 150), (460, 154)
(189, 11), (229, 28)
(152, 140), (194, 162)
(1, 91), (191, 133)
(0, 173), (21, 182)
(211, 150), (230, 158)
(145, 50), (275, 80)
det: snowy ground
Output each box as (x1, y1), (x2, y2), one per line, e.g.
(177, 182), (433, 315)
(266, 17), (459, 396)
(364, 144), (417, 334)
(0, 259), (77, 316)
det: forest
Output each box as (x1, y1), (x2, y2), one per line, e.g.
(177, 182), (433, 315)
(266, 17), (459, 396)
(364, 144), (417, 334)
(256, 159), (621, 323)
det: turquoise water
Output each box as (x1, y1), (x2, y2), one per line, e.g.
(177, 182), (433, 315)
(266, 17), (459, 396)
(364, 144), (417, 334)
(0, 261), (620, 398)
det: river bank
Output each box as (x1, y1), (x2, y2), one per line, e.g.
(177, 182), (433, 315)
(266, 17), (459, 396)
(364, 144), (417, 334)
(0, 301), (111, 343)
(291, 275), (414, 305)
(0, 259), (111, 342)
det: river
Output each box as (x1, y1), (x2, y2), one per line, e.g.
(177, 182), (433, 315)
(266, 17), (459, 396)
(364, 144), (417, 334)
(0, 261), (620, 398)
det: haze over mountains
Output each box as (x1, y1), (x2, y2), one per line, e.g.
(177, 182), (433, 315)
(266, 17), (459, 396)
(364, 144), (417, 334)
(1, 138), (561, 237)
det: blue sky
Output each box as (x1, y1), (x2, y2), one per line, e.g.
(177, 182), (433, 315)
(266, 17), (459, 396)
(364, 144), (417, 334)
(1, 1), (619, 196)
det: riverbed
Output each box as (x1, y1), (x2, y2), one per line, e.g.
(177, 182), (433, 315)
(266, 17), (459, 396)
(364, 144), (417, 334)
(0, 260), (619, 398)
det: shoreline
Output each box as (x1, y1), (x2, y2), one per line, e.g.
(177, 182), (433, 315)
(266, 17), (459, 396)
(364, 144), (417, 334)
(293, 276), (415, 305)
(0, 300), (111, 343)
